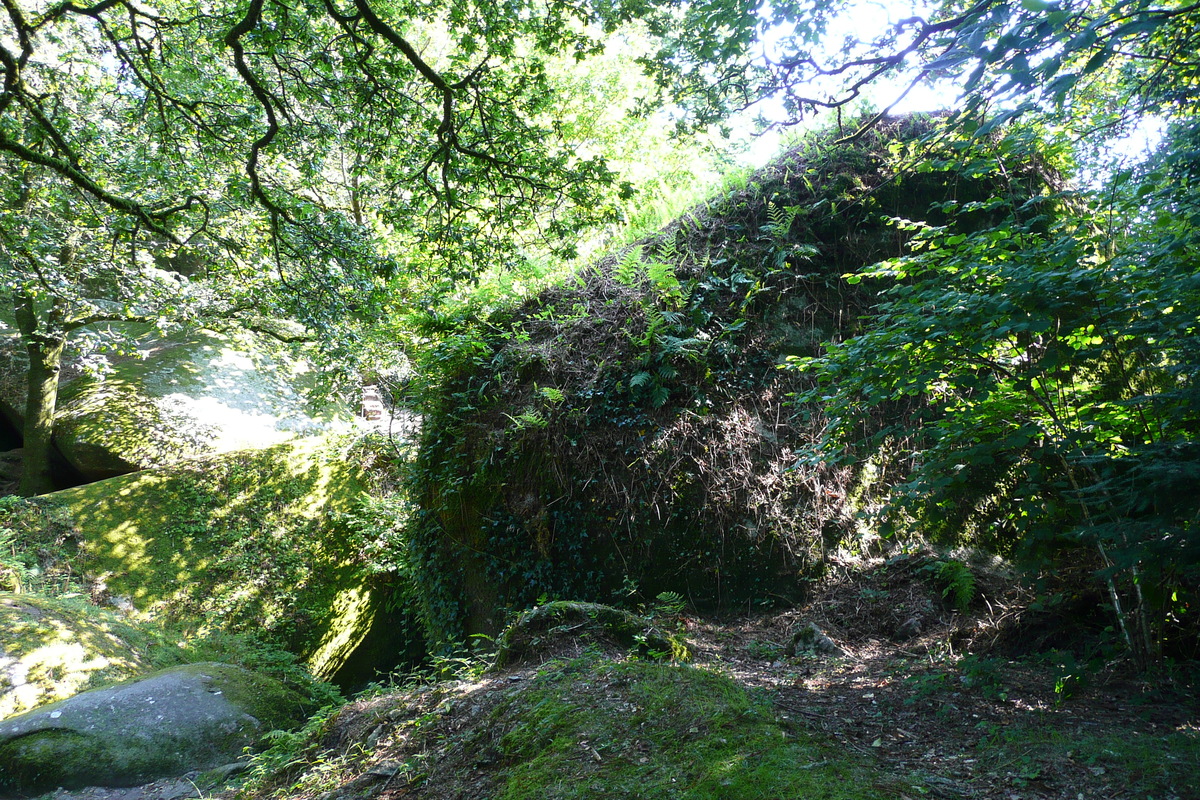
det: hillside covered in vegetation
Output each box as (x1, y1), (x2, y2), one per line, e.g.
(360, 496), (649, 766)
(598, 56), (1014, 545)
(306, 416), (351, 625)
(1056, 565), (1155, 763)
(2, 0), (1198, 796)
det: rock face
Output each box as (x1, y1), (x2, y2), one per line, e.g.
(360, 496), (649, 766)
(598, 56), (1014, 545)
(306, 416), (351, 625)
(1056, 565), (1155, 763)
(0, 450), (20, 495)
(0, 325), (352, 484)
(46, 437), (416, 685)
(0, 334), (26, 440)
(0, 663), (305, 795)
(52, 329), (351, 482)
(0, 595), (152, 721)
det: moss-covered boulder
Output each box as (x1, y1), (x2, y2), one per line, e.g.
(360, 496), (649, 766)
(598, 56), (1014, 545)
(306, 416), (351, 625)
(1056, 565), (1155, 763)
(408, 118), (978, 639)
(42, 436), (416, 684)
(50, 328), (351, 481)
(0, 662), (306, 794)
(260, 654), (903, 800)
(0, 323), (353, 483)
(0, 594), (158, 720)
(492, 602), (686, 669)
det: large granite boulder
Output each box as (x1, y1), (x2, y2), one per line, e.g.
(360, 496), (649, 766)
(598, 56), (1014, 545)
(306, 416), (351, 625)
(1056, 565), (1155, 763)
(0, 595), (153, 721)
(45, 436), (419, 685)
(0, 325), (352, 483)
(53, 328), (352, 481)
(0, 663), (306, 794)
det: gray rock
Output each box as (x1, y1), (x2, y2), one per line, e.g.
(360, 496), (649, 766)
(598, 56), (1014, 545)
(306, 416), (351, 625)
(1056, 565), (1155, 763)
(51, 329), (352, 481)
(783, 622), (844, 657)
(0, 325), (353, 483)
(0, 662), (307, 795)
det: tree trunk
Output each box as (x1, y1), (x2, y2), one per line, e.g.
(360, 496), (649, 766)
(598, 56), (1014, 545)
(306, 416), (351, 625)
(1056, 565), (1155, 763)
(14, 294), (66, 497)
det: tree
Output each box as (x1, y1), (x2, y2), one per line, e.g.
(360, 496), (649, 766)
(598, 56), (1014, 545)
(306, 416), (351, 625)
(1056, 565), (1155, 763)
(770, 1), (1200, 666)
(0, 19), (246, 494)
(0, 0), (742, 495)
(655, 0), (1200, 139)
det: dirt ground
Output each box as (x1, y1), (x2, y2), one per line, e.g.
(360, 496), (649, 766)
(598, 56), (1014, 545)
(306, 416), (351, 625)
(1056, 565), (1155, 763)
(682, 553), (1199, 800)
(689, 615), (1195, 800)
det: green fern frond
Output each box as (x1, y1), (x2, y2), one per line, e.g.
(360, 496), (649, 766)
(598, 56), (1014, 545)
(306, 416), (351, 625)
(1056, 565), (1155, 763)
(936, 560), (976, 613)
(646, 259), (682, 297)
(614, 246), (644, 286)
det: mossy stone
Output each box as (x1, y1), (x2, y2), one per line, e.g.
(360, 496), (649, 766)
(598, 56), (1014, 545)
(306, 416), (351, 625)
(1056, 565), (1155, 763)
(52, 328), (351, 481)
(0, 662), (307, 794)
(492, 601), (687, 669)
(0, 593), (155, 720)
(43, 437), (402, 683)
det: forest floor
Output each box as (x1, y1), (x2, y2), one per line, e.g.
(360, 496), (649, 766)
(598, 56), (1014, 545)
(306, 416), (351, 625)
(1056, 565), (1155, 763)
(35, 555), (1200, 800)
(691, 613), (1197, 800)
(675, 551), (1198, 799)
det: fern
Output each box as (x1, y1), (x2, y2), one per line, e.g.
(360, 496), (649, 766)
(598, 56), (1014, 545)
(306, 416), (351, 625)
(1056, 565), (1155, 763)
(537, 385), (565, 404)
(653, 591), (686, 615)
(764, 201), (803, 242)
(654, 233), (679, 265)
(663, 335), (703, 361)
(646, 259), (683, 300)
(614, 246), (643, 286)
(936, 560), (976, 613)
(640, 306), (668, 349)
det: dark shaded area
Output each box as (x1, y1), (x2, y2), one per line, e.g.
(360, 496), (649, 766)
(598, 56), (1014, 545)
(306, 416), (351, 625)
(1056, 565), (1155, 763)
(0, 413), (19, 451)
(327, 597), (427, 694)
(0, 413), (92, 496)
(49, 445), (88, 493)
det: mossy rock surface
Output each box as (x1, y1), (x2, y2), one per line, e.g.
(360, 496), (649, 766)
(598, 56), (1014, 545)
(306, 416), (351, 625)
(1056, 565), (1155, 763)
(44, 437), (404, 683)
(0, 594), (157, 720)
(484, 658), (898, 799)
(0, 662), (307, 794)
(50, 327), (352, 481)
(293, 654), (907, 800)
(492, 601), (686, 669)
